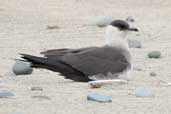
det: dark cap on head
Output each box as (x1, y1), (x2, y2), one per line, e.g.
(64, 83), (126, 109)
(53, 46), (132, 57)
(110, 20), (129, 30)
(110, 20), (138, 32)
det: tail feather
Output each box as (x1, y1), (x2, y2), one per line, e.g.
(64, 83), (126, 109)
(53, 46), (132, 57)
(20, 53), (61, 69)
(20, 53), (69, 71)
(20, 54), (45, 63)
(19, 53), (90, 82)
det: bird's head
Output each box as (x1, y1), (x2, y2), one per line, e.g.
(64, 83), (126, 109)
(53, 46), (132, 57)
(106, 20), (138, 39)
(105, 19), (138, 48)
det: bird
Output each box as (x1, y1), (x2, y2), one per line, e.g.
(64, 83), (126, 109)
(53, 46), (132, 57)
(20, 20), (138, 82)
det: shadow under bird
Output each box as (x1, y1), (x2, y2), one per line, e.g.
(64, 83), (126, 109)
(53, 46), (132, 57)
(20, 20), (138, 82)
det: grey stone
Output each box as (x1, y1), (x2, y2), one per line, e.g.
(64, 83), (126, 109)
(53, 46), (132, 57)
(128, 39), (142, 48)
(93, 16), (114, 27)
(150, 72), (157, 76)
(135, 87), (154, 97)
(87, 93), (112, 103)
(13, 60), (33, 75)
(148, 51), (161, 58)
(126, 16), (135, 22)
(46, 25), (59, 30)
(0, 91), (15, 98)
(31, 87), (43, 91)
(31, 95), (51, 100)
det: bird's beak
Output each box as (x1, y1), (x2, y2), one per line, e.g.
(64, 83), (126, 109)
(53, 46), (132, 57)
(128, 28), (138, 32)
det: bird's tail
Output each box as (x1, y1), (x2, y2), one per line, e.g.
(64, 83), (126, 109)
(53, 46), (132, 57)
(20, 53), (73, 74)
(19, 54), (91, 82)
(19, 53), (77, 75)
(20, 54), (50, 68)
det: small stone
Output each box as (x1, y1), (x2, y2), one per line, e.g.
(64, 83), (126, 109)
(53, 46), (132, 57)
(31, 87), (43, 91)
(126, 16), (135, 22)
(46, 25), (59, 30)
(135, 87), (154, 97)
(87, 93), (112, 103)
(128, 39), (142, 48)
(92, 16), (114, 27)
(31, 95), (51, 100)
(0, 91), (15, 98)
(148, 51), (161, 58)
(150, 72), (157, 76)
(13, 60), (33, 75)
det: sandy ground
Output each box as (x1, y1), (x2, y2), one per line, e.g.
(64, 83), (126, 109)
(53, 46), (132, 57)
(0, 0), (171, 114)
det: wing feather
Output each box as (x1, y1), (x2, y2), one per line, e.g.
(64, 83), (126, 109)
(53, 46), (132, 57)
(61, 46), (131, 76)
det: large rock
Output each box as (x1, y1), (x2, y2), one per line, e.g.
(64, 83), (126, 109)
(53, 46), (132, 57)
(13, 60), (33, 75)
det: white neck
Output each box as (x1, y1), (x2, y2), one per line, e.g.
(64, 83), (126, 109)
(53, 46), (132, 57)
(105, 25), (129, 51)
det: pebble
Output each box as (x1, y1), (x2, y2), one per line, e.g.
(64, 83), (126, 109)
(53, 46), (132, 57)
(135, 87), (154, 97)
(92, 16), (114, 27)
(31, 87), (43, 91)
(31, 95), (51, 100)
(46, 25), (59, 30)
(128, 39), (142, 48)
(150, 72), (157, 76)
(0, 91), (15, 98)
(126, 16), (135, 22)
(13, 60), (33, 75)
(148, 51), (161, 58)
(87, 93), (112, 103)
